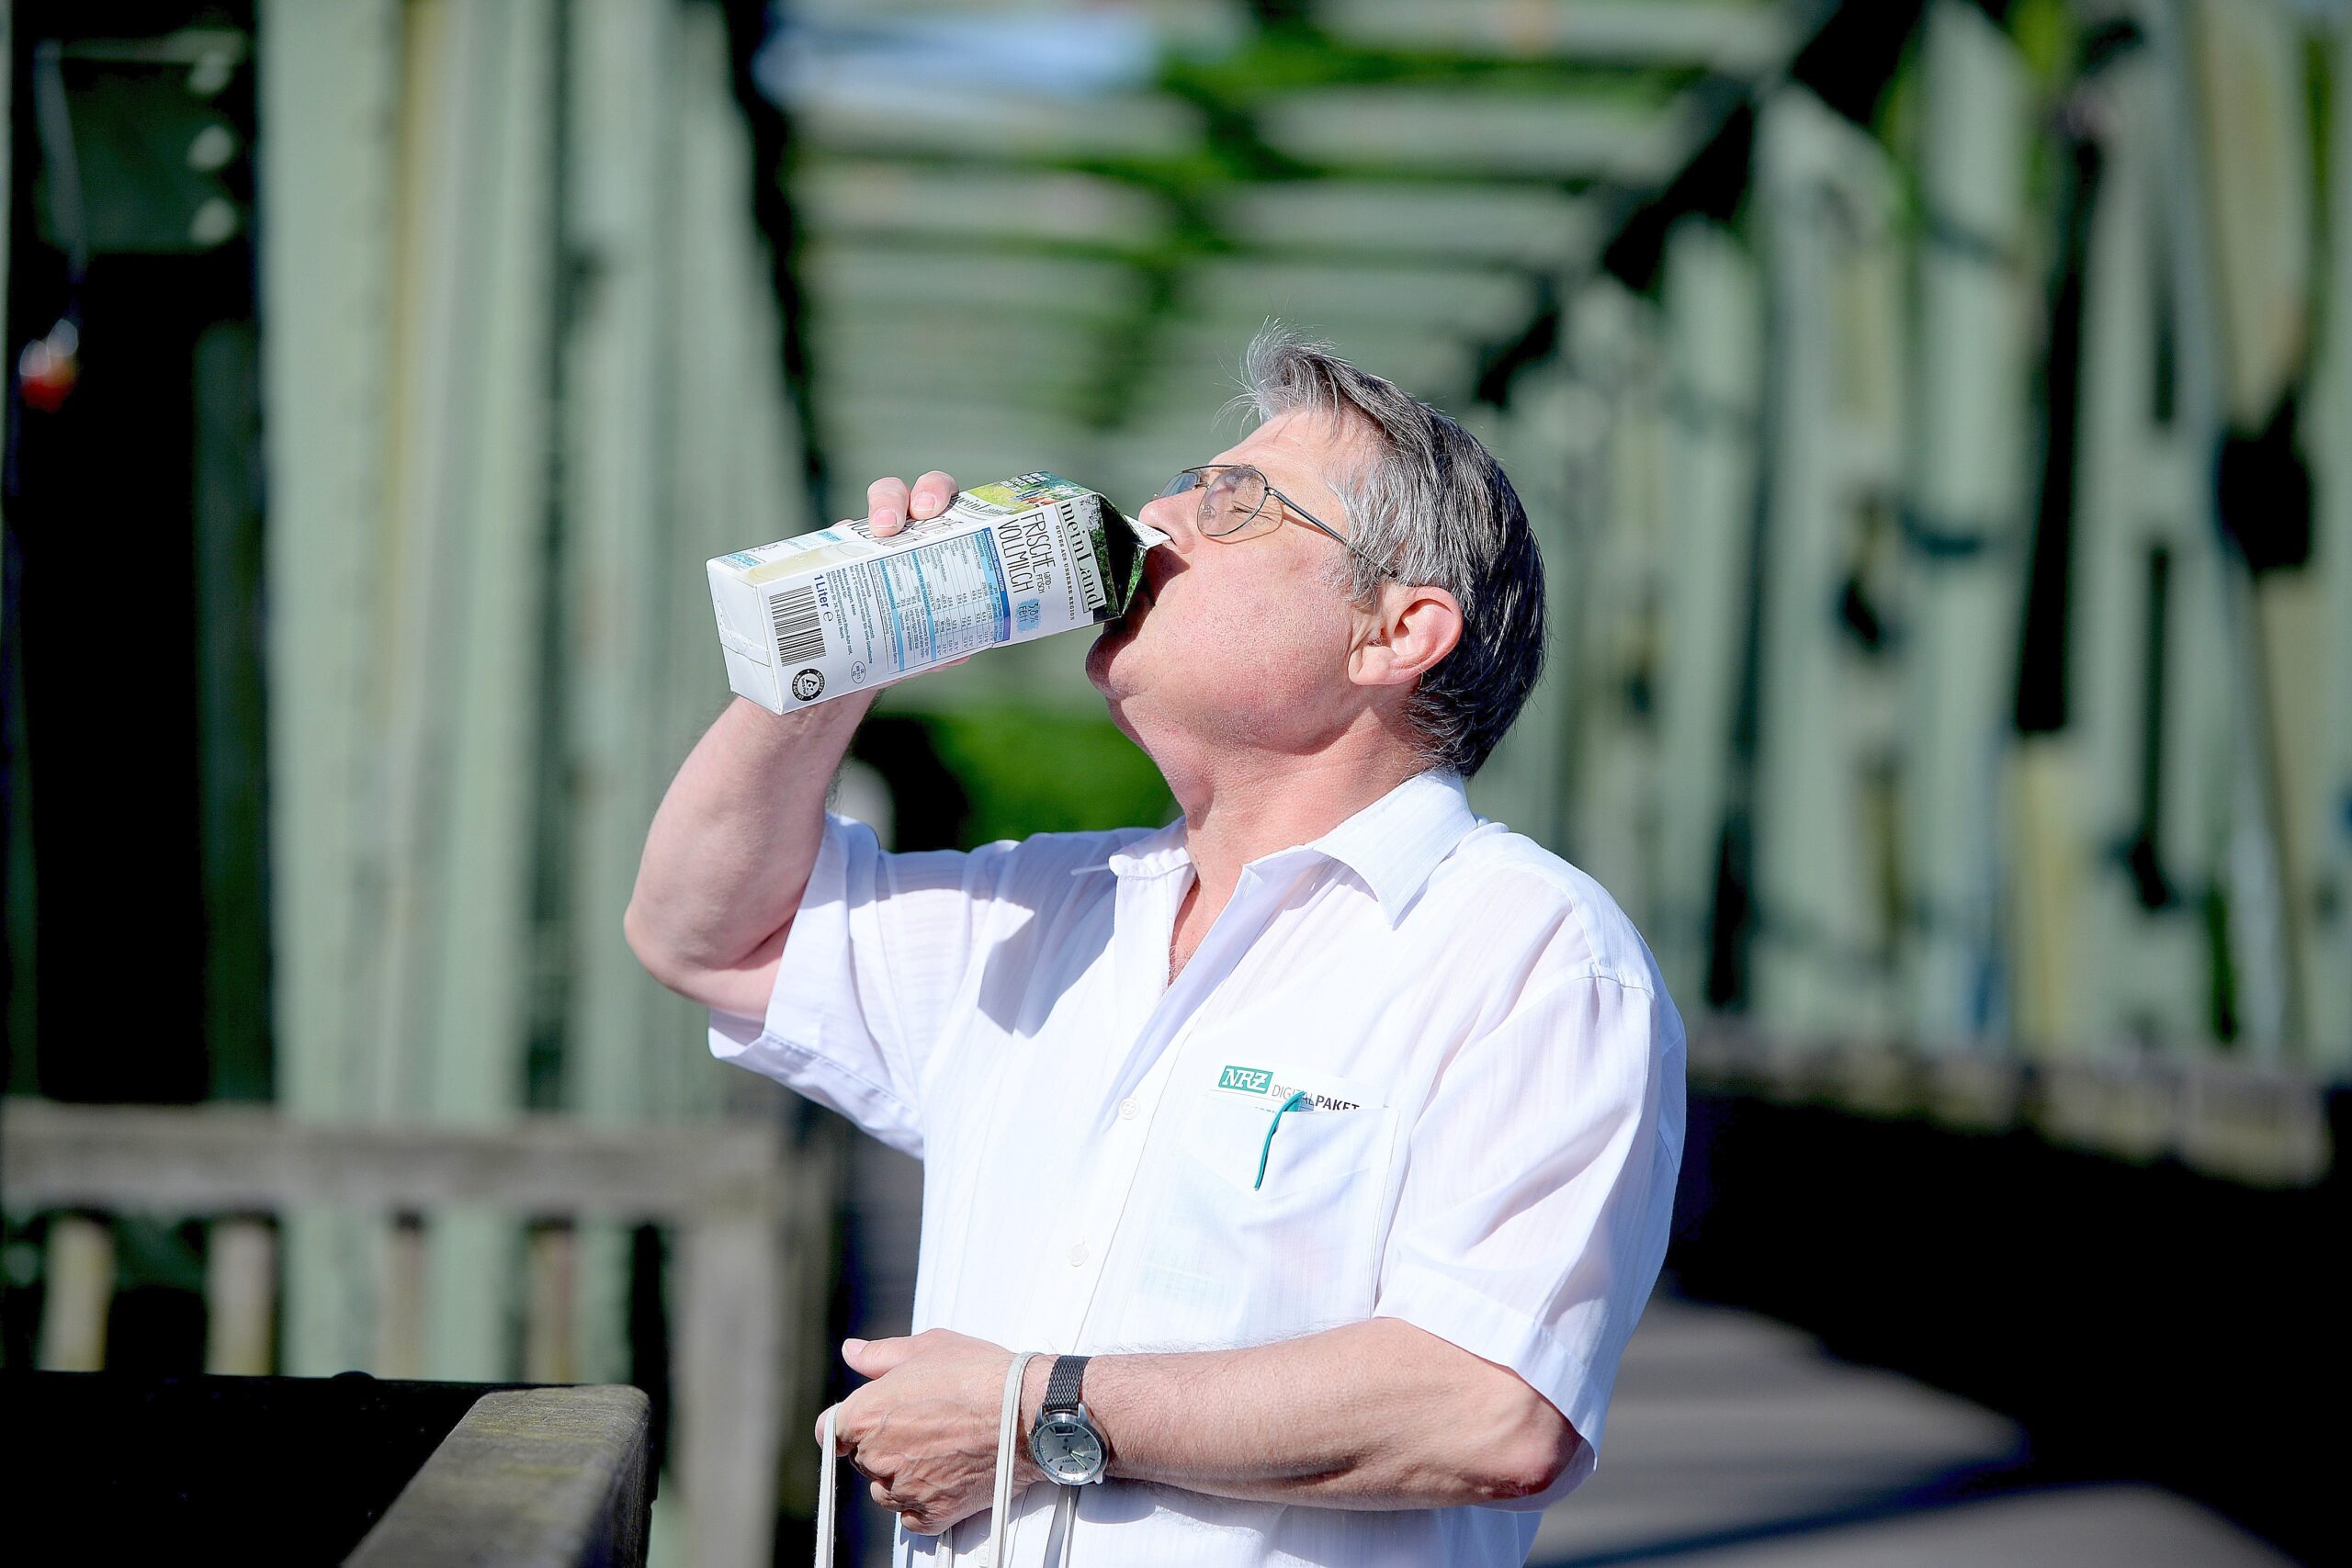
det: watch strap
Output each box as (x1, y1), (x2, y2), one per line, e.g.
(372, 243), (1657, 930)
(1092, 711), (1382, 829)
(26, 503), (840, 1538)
(1043, 1353), (1090, 1415)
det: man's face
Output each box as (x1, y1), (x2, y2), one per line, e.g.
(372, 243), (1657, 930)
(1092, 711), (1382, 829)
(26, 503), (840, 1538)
(1085, 408), (1380, 759)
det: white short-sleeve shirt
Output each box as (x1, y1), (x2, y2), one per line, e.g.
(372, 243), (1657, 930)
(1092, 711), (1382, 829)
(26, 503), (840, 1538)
(711, 768), (1686, 1568)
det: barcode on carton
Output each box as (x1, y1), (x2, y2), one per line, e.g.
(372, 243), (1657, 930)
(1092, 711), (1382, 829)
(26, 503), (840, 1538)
(768, 585), (825, 663)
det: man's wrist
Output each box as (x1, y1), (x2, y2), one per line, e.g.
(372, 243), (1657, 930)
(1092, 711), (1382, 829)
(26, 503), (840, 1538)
(1022, 1352), (1118, 1483)
(706, 690), (872, 795)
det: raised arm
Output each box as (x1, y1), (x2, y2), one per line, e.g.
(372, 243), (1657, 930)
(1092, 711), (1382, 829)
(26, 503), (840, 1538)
(624, 692), (872, 1019)
(624, 470), (956, 1019)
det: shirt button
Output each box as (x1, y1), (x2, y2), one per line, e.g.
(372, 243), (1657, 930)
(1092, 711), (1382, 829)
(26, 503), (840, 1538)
(1068, 1242), (1089, 1268)
(1118, 1098), (1139, 1121)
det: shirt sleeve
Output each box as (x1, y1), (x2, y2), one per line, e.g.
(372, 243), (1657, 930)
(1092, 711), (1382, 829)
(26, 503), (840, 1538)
(1371, 964), (1687, 1507)
(706, 812), (1028, 1160)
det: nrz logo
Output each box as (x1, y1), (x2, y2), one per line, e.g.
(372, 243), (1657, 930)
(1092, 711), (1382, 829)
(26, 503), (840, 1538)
(1217, 1065), (1272, 1095)
(790, 668), (825, 701)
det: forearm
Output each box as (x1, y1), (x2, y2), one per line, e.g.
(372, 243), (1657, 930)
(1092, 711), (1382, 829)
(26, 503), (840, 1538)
(625, 692), (872, 989)
(1032, 1318), (1577, 1510)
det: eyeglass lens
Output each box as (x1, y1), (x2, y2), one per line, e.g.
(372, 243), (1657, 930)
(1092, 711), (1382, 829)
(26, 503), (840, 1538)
(1158, 467), (1269, 537)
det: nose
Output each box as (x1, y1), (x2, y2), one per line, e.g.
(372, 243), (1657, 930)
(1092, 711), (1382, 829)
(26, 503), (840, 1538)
(1138, 488), (1200, 550)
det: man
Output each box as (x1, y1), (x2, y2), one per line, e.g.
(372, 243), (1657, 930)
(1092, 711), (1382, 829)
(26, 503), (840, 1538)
(627, 327), (1685, 1566)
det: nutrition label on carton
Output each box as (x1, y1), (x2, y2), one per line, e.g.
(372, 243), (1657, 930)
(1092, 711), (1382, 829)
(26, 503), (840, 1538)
(824, 529), (1012, 674)
(709, 471), (1163, 714)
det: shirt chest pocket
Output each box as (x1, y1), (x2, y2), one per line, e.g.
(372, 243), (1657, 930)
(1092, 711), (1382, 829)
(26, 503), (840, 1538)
(1182, 1089), (1393, 1198)
(1112, 1074), (1398, 1350)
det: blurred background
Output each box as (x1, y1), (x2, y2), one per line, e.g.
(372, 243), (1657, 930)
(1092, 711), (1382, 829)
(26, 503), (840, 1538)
(0, 0), (2344, 1564)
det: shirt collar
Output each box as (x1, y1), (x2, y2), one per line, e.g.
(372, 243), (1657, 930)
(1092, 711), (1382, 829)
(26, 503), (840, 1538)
(1078, 768), (1482, 926)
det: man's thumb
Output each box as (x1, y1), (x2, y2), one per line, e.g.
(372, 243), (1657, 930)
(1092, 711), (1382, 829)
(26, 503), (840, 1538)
(843, 1335), (909, 1377)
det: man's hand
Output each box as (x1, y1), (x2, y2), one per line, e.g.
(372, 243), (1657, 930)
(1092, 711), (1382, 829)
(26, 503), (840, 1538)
(865, 469), (958, 537)
(846, 468), (979, 690)
(820, 1327), (1041, 1536)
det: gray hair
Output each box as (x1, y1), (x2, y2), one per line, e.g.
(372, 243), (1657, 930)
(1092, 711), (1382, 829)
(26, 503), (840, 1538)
(1234, 322), (1546, 777)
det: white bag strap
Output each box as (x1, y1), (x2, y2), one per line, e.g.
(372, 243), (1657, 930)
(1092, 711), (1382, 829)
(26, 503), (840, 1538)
(816, 1349), (1046, 1568)
(815, 1403), (839, 1568)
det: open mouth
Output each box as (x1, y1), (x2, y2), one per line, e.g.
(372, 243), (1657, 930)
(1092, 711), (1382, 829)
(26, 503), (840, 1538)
(1139, 548), (1178, 604)
(1117, 556), (1167, 624)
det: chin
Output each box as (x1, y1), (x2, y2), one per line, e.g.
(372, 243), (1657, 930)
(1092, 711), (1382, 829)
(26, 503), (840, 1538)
(1083, 628), (1117, 693)
(1084, 616), (1141, 694)
(1084, 627), (1159, 744)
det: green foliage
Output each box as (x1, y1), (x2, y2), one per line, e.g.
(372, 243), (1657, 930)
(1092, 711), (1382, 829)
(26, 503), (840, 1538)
(2006, 0), (2079, 90)
(921, 706), (1176, 848)
(1160, 27), (1698, 107)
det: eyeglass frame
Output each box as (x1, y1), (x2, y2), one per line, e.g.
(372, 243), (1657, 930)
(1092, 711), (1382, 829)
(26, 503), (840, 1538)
(1157, 464), (1393, 581)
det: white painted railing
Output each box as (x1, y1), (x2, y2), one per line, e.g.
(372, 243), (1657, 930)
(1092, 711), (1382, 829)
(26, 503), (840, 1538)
(2, 1099), (814, 1568)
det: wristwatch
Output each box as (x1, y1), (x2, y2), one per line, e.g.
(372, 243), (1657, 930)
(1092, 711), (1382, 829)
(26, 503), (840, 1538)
(1027, 1354), (1110, 1485)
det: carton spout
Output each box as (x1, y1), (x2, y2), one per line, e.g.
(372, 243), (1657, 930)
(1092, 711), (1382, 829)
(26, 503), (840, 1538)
(1097, 498), (1169, 619)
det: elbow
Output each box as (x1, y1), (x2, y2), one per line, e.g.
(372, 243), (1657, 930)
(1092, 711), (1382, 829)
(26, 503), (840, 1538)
(622, 899), (661, 976)
(623, 900), (692, 995)
(623, 900), (786, 1019)
(1475, 1391), (1578, 1506)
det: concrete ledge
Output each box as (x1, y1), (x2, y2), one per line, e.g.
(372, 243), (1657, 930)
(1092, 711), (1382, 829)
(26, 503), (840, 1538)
(346, 1386), (653, 1568)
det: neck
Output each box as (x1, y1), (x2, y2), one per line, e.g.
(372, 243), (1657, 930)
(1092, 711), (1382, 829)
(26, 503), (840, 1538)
(1155, 726), (1429, 909)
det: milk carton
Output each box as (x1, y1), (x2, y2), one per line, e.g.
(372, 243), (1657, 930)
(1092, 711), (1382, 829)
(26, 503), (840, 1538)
(707, 472), (1168, 713)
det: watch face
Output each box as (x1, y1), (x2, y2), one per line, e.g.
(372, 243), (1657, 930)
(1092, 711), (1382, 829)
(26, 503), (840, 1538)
(1033, 1410), (1106, 1483)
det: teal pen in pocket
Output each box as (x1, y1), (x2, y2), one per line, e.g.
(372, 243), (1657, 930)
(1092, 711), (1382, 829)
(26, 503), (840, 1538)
(1254, 1090), (1310, 1190)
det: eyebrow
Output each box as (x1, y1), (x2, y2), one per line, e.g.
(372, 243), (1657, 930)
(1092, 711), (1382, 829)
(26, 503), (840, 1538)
(1228, 455), (1344, 519)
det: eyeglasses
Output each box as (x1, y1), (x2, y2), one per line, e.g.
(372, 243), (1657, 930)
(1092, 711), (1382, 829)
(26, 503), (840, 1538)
(1156, 465), (1390, 578)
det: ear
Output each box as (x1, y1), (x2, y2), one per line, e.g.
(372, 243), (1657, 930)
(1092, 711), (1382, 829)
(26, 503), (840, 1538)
(1349, 582), (1463, 689)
